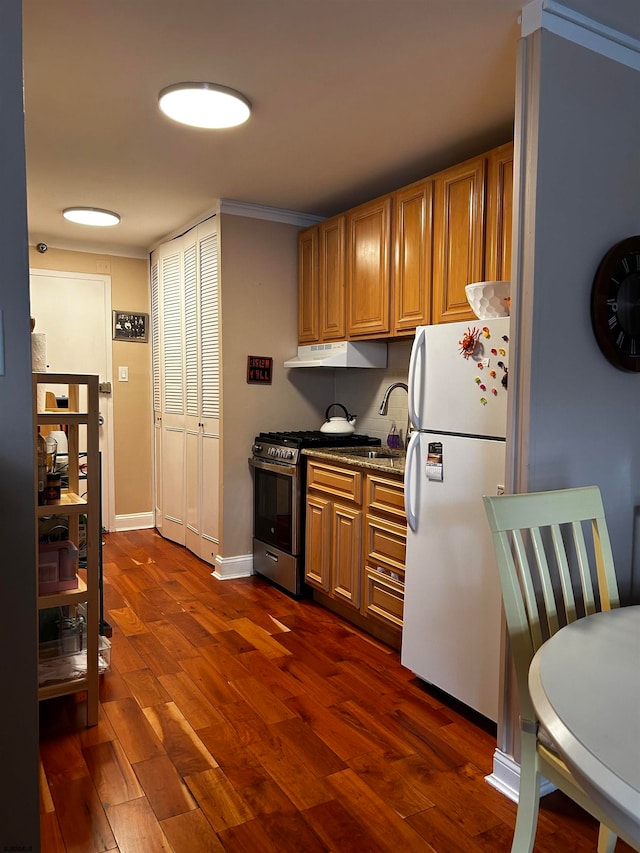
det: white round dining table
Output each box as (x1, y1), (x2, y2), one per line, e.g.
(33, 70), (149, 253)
(528, 605), (640, 845)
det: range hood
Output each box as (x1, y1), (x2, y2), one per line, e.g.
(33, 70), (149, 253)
(284, 341), (387, 368)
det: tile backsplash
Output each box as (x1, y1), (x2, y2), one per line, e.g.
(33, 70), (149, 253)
(334, 339), (413, 447)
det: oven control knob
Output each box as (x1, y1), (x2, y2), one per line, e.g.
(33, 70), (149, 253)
(251, 444), (262, 454)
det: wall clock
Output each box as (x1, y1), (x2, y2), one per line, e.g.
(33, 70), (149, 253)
(590, 235), (640, 372)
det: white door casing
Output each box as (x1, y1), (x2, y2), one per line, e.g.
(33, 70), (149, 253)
(158, 248), (186, 545)
(29, 269), (115, 531)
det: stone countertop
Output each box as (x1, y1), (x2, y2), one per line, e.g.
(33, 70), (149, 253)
(302, 446), (406, 475)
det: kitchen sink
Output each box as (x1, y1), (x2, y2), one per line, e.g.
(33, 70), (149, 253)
(340, 448), (402, 459)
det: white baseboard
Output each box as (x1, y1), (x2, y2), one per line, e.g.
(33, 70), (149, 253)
(113, 512), (155, 532)
(486, 748), (557, 803)
(212, 553), (253, 580)
(486, 749), (522, 803)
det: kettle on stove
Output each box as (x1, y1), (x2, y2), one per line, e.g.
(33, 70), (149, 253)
(320, 403), (357, 434)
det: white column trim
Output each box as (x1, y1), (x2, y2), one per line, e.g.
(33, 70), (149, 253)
(521, 0), (640, 70)
(212, 553), (254, 580)
(486, 748), (557, 802)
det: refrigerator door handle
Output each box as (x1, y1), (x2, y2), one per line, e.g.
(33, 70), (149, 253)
(408, 326), (426, 430)
(404, 430), (420, 532)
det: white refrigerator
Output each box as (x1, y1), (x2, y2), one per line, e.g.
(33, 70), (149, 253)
(401, 317), (510, 722)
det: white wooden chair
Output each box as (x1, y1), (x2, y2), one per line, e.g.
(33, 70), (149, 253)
(483, 485), (632, 853)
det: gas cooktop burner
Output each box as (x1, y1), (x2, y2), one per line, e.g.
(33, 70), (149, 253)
(256, 430), (381, 449)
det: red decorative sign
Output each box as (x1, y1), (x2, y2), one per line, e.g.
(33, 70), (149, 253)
(247, 355), (273, 384)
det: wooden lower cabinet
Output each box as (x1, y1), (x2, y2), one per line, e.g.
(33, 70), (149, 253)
(331, 503), (362, 607)
(304, 491), (362, 606)
(364, 569), (405, 630)
(305, 462), (363, 611)
(305, 494), (331, 591)
(363, 476), (406, 642)
(305, 459), (406, 649)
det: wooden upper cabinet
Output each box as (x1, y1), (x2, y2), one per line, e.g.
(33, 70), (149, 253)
(298, 225), (319, 343)
(346, 195), (392, 338)
(319, 214), (346, 341)
(297, 142), (513, 338)
(393, 179), (434, 334)
(485, 142), (514, 283)
(432, 155), (486, 324)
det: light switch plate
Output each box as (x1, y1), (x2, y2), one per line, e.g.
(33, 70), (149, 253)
(118, 366), (128, 382)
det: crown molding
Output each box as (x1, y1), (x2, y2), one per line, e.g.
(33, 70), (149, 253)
(220, 198), (324, 228)
(28, 238), (148, 260)
(521, 0), (640, 70)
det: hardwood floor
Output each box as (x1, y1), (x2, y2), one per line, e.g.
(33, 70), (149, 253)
(39, 529), (629, 852)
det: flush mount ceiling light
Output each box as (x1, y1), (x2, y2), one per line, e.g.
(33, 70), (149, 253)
(63, 207), (121, 227)
(158, 82), (251, 129)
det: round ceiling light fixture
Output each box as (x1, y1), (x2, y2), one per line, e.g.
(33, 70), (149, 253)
(63, 207), (121, 227)
(158, 82), (251, 129)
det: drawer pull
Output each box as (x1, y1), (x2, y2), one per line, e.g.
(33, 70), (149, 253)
(374, 565), (402, 582)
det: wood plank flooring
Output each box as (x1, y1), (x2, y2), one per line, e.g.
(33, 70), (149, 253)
(39, 529), (630, 852)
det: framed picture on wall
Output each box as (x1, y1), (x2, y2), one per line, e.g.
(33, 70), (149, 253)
(112, 311), (148, 342)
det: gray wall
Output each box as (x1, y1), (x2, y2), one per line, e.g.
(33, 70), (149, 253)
(219, 213), (334, 558)
(0, 0), (40, 846)
(500, 4), (640, 765)
(514, 29), (640, 603)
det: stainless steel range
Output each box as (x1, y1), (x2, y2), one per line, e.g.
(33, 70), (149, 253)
(249, 430), (381, 597)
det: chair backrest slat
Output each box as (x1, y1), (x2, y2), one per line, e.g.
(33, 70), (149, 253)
(512, 529), (544, 649)
(550, 522), (577, 625)
(573, 519), (596, 616)
(531, 525), (560, 637)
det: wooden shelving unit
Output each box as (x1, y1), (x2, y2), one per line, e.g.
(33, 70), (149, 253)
(34, 372), (103, 726)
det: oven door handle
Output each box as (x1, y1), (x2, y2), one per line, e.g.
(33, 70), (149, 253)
(249, 456), (298, 477)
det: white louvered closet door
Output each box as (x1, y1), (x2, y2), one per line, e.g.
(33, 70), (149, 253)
(192, 227), (220, 563)
(159, 248), (187, 545)
(152, 217), (220, 564)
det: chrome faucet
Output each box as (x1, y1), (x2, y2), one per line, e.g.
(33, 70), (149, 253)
(378, 382), (412, 449)
(378, 382), (408, 415)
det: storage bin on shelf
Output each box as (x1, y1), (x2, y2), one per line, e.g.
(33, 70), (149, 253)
(38, 540), (79, 595)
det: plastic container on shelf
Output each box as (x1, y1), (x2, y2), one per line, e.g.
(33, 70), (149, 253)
(37, 430), (47, 505)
